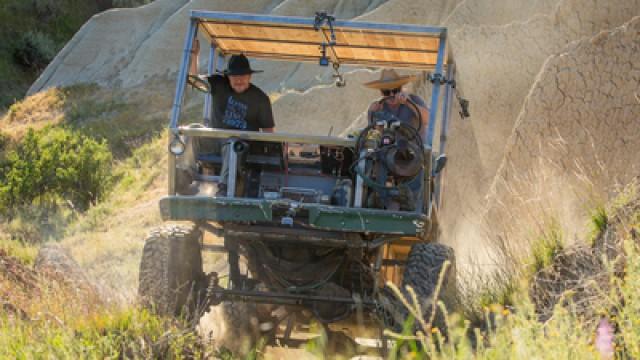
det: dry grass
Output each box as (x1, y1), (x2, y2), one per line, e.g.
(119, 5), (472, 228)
(61, 133), (168, 298)
(2, 87), (67, 138)
(380, 180), (639, 359)
(1, 82), (173, 158)
(0, 238), (206, 358)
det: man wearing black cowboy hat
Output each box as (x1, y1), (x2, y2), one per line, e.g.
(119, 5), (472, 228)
(207, 54), (275, 132)
(189, 40), (274, 196)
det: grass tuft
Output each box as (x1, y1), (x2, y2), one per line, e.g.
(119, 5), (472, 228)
(529, 221), (565, 276)
(589, 205), (608, 245)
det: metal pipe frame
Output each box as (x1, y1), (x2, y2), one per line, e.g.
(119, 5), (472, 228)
(434, 63), (455, 208)
(168, 19), (198, 194)
(179, 127), (356, 147)
(426, 32), (447, 149)
(439, 63), (455, 156)
(210, 288), (376, 307)
(203, 43), (216, 125)
(225, 224), (365, 248)
(170, 19), (198, 129)
(190, 10), (447, 36)
(226, 140), (238, 197)
(353, 149), (367, 208)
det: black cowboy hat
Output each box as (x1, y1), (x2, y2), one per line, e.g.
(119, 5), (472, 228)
(224, 54), (263, 76)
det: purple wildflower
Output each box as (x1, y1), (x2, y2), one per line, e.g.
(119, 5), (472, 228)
(595, 318), (614, 359)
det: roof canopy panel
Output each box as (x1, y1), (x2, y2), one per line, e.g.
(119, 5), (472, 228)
(193, 11), (447, 70)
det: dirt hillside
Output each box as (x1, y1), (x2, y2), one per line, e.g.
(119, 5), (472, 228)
(25, 0), (640, 288)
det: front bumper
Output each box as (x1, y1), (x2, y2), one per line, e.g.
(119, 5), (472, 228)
(160, 196), (427, 236)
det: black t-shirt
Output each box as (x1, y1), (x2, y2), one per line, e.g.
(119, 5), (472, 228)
(207, 75), (274, 131)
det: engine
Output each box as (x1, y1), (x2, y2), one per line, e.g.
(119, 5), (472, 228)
(355, 109), (425, 211)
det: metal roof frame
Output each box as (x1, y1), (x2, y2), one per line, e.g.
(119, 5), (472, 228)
(192, 10), (447, 70)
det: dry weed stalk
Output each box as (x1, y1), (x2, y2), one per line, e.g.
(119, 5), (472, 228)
(383, 260), (451, 350)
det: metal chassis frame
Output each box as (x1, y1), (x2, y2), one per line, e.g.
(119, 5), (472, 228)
(210, 288), (376, 307)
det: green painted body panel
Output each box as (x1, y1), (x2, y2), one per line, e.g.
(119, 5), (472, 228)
(306, 205), (426, 235)
(160, 196), (427, 235)
(160, 196), (272, 222)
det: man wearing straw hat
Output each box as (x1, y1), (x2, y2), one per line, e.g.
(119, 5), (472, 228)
(364, 69), (430, 137)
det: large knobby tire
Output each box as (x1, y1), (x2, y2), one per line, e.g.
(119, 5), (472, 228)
(138, 223), (205, 318)
(385, 243), (456, 333)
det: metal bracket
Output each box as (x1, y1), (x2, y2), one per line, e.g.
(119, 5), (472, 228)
(313, 11), (336, 42)
(427, 73), (455, 86)
(332, 62), (346, 87)
(314, 11), (337, 67)
(429, 73), (470, 118)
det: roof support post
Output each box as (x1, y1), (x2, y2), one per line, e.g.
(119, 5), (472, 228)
(170, 19), (198, 129)
(203, 43), (216, 126)
(425, 31), (446, 149)
(434, 62), (455, 208)
(169, 19), (198, 195)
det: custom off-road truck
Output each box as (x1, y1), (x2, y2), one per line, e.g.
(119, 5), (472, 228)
(139, 10), (466, 349)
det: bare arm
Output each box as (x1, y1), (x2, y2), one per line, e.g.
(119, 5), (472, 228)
(261, 127), (275, 132)
(418, 105), (430, 140)
(397, 92), (429, 139)
(367, 101), (383, 124)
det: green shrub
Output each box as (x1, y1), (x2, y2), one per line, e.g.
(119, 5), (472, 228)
(0, 127), (113, 214)
(12, 31), (58, 71)
(34, 0), (59, 14)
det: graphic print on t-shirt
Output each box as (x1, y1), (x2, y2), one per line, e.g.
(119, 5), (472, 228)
(222, 96), (249, 129)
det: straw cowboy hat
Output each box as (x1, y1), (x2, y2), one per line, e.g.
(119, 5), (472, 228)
(363, 69), (416, 89)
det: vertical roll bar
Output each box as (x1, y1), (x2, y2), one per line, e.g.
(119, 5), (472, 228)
(439, 63), (454, 155)
(434, 63), (455, 207)
(169, 19), (198, 195)
(170, 19), (198, 129)
(426, 32), (447, 149)
(203, 44), (216, 126)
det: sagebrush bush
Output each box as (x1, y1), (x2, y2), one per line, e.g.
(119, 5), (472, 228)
(0, 127), (112, 214)
(12, 31), (58, 71)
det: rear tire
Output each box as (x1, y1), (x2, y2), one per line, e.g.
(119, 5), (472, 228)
(383, 243), (456, 333)
(138, 223), (205, 318)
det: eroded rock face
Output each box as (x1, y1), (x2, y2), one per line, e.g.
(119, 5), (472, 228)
(435, 0), (640, 255)
(483, 16), (640, 251)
